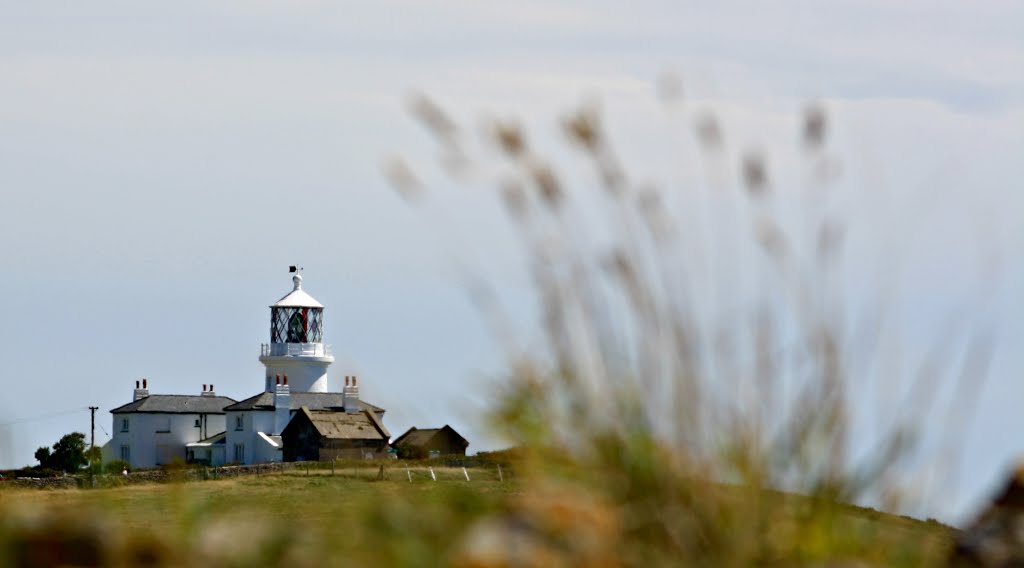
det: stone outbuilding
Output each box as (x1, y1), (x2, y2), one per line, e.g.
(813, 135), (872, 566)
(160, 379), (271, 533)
(281, 406), (391, 461)
(392, 425), (469, 458)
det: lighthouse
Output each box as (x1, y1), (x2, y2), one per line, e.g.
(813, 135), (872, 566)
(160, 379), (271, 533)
(259, 269), (335, 393)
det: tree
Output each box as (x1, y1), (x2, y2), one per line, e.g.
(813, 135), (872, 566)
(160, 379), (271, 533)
(35, 432), (88, 473)
(34, 446), (52, 466)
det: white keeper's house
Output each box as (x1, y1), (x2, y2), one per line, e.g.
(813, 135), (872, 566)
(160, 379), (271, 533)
(102, 270), (389, 469)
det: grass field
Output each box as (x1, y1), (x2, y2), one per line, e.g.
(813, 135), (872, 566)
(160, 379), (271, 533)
(0, 464), (954, 567)
(0, 466), (518, 567)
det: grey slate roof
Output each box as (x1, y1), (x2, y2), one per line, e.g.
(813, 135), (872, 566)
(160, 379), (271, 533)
(111, 395), (237, 415)
(223, 391), (385, 414)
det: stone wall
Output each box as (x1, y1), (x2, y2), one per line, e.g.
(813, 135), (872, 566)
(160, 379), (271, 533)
(2, 462), (297, 490)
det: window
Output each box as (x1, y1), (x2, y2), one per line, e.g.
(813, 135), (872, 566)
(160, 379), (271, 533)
(121, 418), (129, 432)
(120, 445), (130, 461)
(235, 415), (244, 431)
(287, 311), (306, 343)
(195, 418), (201, 428)
(233, 444), (245, 463)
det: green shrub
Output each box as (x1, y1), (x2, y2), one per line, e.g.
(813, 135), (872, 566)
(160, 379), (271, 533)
(104, 460), (130, 475)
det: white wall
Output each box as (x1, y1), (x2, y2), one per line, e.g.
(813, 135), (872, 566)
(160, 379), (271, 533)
(260, 356), (332, 393)
(102, 412), (227, 469)
(225, 409), (275, 464)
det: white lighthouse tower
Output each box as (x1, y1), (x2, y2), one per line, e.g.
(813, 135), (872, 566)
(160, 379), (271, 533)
(259, 270), (335, 393)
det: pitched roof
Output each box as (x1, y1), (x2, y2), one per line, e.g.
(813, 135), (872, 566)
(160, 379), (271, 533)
(187, 431), (226, 446)
(393, 425), (468, 448)
(223, 391), (384, 414)
(271, 276), (324, 308)
(111, 395), (237, 415)
(289, 407), (389, 441)
(257, 432), (282, 448)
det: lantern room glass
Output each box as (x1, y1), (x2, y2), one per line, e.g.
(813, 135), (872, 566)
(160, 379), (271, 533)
(270, 307), (324, 344)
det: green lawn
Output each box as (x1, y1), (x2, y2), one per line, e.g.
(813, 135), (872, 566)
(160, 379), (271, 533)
(0, 466), (953, 566)
(0, 466), (518, 567)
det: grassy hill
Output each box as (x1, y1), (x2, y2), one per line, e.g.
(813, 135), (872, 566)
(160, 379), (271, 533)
(0, 464), (954, 567)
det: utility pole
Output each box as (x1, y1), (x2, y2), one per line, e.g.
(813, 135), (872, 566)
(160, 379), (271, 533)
(88, 406), (99, 449)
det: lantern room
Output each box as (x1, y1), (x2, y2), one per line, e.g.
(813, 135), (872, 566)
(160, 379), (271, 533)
(269, 272), (324, 344)
(271, 306), (324, 344)
(259, 270), (335, 393)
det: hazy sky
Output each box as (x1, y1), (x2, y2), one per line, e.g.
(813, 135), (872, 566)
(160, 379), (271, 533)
(0, 1), (1020, 521)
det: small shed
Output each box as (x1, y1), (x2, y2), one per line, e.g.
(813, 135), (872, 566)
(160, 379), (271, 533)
(281, 406), (391, 461)
(392, 425), (469, 458)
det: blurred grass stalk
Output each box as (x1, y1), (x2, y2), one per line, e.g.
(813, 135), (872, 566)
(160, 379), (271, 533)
(388, 85), (983, 565)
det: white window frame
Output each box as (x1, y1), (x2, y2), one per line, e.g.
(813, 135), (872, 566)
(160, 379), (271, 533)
(235, 415), (244, 431)
(120, 445), (130, 461)
(121, 418), (129, 432)
(233, 444), (245, 463)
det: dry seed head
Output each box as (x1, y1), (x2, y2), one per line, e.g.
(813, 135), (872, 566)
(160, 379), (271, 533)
(529, 161), (563, 211)
(439, 149), (472, 179)
(407, 92), (458, 142)
(493, 121), (527, 158)
(635, 185), (661, 215)
(803, 103), (827, 149)
(501, 178), (529, 222)
(636, 185), (673, 241)
(563, 107), (601, 152)
(741, 152), (768, 196)
(694, 112), (723, 150)
(599, 161), (627, 196)
(381, 155), (424, 203)
(754, 217), (787, 260)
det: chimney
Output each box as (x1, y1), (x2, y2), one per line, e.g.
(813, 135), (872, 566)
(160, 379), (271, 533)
(133, 378), (150, 402)
(343, 375), (360, 414)
(202, 383), (216, 397)
(274, 374), (291, 435)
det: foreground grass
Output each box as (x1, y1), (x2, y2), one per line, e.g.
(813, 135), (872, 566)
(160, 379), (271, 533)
(0, 465), (953, 567)
(0, 467), (517, 567)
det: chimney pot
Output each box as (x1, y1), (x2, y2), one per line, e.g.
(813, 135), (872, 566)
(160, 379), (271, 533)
(203, 384), (207, 392)
(283, 375), (288, 386)
(353, 376), (357, 386)
(210, 384), (214, 392)
(345, 376), (350, 387)
(136, 380), (140, 389)
(143, 378), (148, 389)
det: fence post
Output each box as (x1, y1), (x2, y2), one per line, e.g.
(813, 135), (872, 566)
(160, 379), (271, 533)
(498, 464), (503, 482)
(429, 467), (436, 481)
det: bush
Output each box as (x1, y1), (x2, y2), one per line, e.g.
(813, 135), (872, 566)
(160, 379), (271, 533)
(395, 444), (428, 460)
(104, 460), (130, 475)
